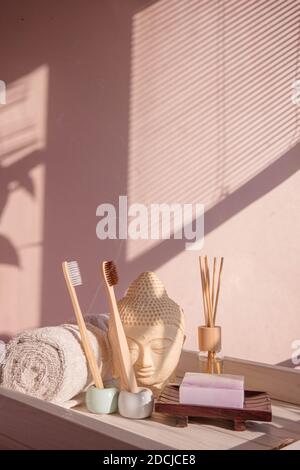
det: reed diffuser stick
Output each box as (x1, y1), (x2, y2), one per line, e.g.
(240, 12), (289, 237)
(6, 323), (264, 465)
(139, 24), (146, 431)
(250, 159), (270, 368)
(204, 256), (213, 327)
(199, 255), (224, 328)
(211, 257), (216, 314)
(199, 256), (213, 327)
(200, 257), (210, 325)
(213, 257), (224, 325)
(199, 257), (208, 326)
(198, 255), (225, 374)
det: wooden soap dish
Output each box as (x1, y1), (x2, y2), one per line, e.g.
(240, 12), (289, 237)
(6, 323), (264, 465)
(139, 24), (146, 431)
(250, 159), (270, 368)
(155, 385), (272, 431)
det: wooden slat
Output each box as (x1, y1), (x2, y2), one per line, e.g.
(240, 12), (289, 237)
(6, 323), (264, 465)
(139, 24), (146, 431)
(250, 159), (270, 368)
(0, 385), (297, 450)
(75, 406), (274, 450)
(281, 440), (300, 450)
(0, 432), (32, 450)
(223, 356), (300, 405)
(1, 352), (300, 450)
(177, 351), (300, 405)
(0, 387), (141, 450)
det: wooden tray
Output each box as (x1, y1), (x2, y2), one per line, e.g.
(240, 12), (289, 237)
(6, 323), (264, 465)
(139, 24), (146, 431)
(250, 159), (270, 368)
(155, 385), (272, 431)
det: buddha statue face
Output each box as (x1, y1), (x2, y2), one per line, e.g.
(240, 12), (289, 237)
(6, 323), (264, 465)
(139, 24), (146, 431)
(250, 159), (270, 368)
(117, 272), (185, 392)
(124, 324), (184, 389)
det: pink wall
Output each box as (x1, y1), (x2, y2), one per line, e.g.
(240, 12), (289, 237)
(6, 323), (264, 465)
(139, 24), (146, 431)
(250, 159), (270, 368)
(0, 0), (299, 367)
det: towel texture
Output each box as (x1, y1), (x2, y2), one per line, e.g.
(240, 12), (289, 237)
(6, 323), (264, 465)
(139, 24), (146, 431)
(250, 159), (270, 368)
(0, 340), (5, 383)
(1, 322), (112, 404)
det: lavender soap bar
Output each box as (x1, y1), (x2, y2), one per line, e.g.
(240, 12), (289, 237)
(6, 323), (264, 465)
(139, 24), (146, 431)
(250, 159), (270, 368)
(179, 372), (244, 409)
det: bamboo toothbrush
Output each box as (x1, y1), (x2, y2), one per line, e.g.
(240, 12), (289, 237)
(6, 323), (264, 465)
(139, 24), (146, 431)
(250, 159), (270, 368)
(62, 261), (104, 389)
(101, 260), (138, 393)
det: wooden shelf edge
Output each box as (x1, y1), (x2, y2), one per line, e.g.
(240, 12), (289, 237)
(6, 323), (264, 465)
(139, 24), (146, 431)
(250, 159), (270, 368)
(177, 350), (300, 406)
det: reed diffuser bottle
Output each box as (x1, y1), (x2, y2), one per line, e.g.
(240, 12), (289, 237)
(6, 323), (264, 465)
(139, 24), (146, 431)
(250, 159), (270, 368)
(198, 256), (224, 374)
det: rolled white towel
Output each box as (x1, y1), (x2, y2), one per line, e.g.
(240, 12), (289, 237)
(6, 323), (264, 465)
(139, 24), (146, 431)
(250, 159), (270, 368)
(1, 322), (112, 404)
(79, 313), (109, 332)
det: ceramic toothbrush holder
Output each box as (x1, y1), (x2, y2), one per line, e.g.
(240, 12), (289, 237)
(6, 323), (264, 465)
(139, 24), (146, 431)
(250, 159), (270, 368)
(86, 385), (119, 414)
(118, 387), (154, 419)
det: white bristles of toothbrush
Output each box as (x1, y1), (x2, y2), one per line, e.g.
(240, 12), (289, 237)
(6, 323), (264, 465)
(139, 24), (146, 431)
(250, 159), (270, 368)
(66, 261), (82, 286)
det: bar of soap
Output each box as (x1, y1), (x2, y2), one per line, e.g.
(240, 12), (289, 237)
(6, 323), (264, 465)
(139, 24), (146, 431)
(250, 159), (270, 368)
(183, 372), (244, 389)
(179, 373), (244, 409)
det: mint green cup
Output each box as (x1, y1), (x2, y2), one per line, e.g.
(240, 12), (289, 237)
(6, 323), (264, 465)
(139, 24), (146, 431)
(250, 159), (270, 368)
(86, 385), (119, 414)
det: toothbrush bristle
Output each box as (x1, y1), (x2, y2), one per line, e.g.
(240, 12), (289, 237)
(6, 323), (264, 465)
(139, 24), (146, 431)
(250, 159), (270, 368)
(66, 261), (82, 286)
(103, 260), (118, 286)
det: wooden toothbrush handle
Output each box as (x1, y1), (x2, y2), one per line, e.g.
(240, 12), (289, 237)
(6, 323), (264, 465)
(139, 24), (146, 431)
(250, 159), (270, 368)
(65, 279), (103, 389)
(107, 285), (138, 393)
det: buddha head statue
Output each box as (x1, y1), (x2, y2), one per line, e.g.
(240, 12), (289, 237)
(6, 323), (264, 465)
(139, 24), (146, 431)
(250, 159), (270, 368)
(117, 272), (185, 393)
